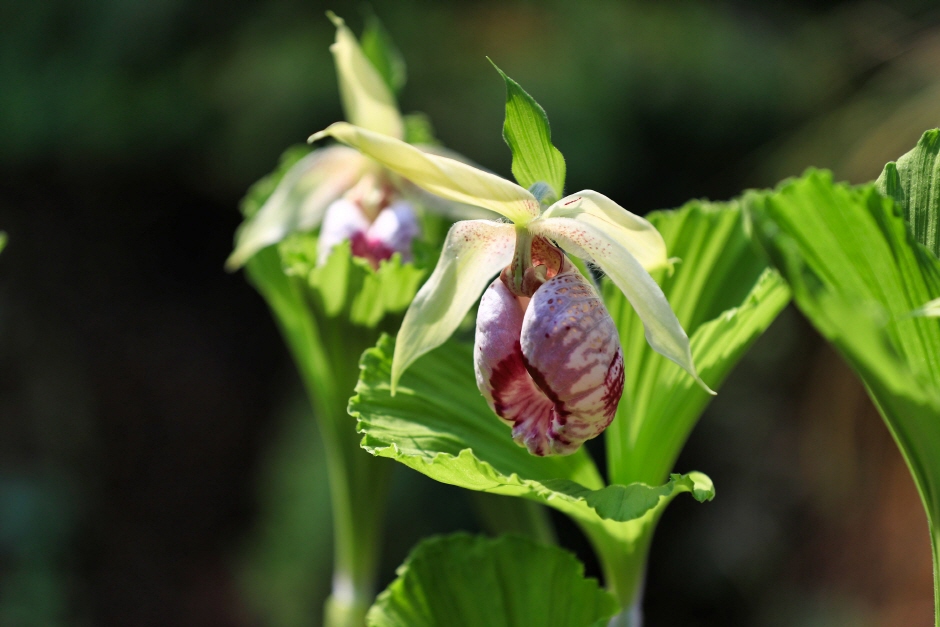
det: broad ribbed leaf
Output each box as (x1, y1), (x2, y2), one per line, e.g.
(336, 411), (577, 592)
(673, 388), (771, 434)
(604, 200), (790, 486)
(745, 170), (940, 623)
(366, 534), (618, 627)
(491, 62), (566, 202)
(876, 129), (940, 258)
(351, 335), (714, 527)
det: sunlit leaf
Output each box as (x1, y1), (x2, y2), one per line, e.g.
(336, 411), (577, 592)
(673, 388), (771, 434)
(366, 533), (618, 627)
(876, 129), (940, 258)
(604, 199), (790, 486)
(490, 62), (566, 202)
(351, 335), (713, 527)
(745, 169), (940, 614)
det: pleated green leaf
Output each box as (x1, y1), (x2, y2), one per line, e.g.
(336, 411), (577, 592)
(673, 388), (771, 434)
(366, 534), (618, 627)
(876, 129), (940, 259)
(350, 335), (714, 527)
(604, 200), (791, 486)
(745, 169), (940, 624)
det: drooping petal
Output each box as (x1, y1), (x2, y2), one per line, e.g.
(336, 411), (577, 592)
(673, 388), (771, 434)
(541, 191), (670, 271)
(392, 220), (515, 391)
(532, 217), (714, 394)
(474, 264), (624, 456)
(310, 122), (540, 225)
(328, 13), (404, 139)
(226, 147), (366, 270)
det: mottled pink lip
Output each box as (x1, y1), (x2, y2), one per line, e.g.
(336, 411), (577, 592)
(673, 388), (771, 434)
(474, 242), (624, 456)
(319, 198), (420, 268)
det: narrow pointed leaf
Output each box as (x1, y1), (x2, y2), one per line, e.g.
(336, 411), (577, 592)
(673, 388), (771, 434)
(227, 146), (365, 270)
(360, 12), (406, 95)
(351, 335), (715, 527)
(543, 191), (670, 271)
(311, 123), (540, 224)
(366, 533), (618, 627)
(604, 200), (790, 486)
(328, 12), (404, 138)
(491, 62), (566, 201)
(390, 220), (514, 390)
(876, 129), (940, 258)
(531, 216), (711, 393)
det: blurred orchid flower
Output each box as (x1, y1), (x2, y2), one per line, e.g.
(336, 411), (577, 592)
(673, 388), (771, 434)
(310, 121), (713, 455)
(226, 14), (475, 270)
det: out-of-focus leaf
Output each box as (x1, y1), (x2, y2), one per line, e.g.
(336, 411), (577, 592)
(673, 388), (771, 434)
(278, 237), (426, 328)
(361, 12), (407, 95)
(366, 533), (618, 627)
(876, 129), (940, 258)
(490, 62), (566, 202)
(350, 335), (713, 527)
(403, 113), (438, 146)
(745, 169), (940, 621)
(604, 200), (790, 486)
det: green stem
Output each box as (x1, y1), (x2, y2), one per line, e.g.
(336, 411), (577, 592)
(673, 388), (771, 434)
(246, 248), (392, 627)
(575, 509), (663, 626)
(932, 526), (939, 627)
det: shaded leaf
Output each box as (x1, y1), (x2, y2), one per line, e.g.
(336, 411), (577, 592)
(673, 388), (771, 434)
(366, 533), (618, 627)
(604, 200), (790, 485)
(361, 12), (407, 95)
(745, 170), (940, 602)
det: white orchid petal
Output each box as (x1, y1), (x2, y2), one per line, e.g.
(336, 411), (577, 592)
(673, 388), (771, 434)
(329, 13), (404, 138)
(542, 191), (669, 271)
(310, 122), (539, 224)
(532, 217), (714, 394)
(392, 220), (515, 391)
(226, 147), (365, 270)
(317, 198), (371, 266)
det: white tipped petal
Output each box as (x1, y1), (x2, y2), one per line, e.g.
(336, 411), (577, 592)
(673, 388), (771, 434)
(226, 147), (365, 270)
(542, 191), (670, 271)
(310, 122), (539, 224)
(392, 220), (515, 391)
(329, 13), (404, 138)
(532, 217), (713, 394)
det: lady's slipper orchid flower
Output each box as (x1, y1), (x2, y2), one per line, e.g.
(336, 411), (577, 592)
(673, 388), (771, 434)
(226, 15), (477, 271)
(310, 122), (714, 455)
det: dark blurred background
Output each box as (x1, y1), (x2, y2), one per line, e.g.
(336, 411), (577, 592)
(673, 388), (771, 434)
(2, 1), (939, 625)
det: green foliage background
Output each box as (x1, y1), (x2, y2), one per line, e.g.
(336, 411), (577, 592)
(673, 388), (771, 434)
(3, 1), (940, 626)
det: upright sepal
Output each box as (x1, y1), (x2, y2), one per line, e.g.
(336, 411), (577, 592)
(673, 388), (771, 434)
(491, 61), (566, 202)
(328, 12), (404, 139)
